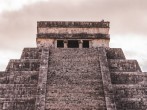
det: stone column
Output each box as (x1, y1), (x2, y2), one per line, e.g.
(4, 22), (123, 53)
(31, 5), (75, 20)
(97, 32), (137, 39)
(64, 40), (68, 48)
(89, 40), (92, 48)
(79, 40), (83, 48)
(55, 40), (57, 48)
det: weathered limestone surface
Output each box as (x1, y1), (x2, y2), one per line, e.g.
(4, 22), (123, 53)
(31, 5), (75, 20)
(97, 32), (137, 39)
(38, 28), (109, 34)
(0, 48), (40, 110)
(0, 21), (147, 110)
(46, 48), (107, 110)
(0, 47), (147, 110)
(106, 48), (126, 59)
(36, 21), (110, 48)
(106, 48), (147, 110)
(35, 48), (49, 110)
(99, 48), (116, 110)
(37, 21), (110, 28)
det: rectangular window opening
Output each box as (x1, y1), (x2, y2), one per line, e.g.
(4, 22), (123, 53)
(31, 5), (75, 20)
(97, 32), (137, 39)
(83, 40), (89, 48)
(57, 40), (64, 48)
(68, 40), (79, 48)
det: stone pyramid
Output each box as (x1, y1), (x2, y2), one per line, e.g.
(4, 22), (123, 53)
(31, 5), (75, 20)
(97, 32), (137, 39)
(0, 21), (146, 110)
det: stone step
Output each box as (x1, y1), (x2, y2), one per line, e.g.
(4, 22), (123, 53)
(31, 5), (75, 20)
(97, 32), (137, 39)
(0, 72), (9, 84)
(111, 72), (147, 84)
(48, 68), (101, 74)
(47, 73), (102, 80)
(45, 104), (106, 110)
(49, 56), (100, 60)
(0, 97), (36, 101)
(112, 72), (147, 75)
(113, 84), (147, 89)
(46, 92), (105, 100)
(45, 93), (106, 110)
(45, 99), (106, 108)
(21, 48), (41, 59)
(6, 59), (40, 72)
(108, 59), (141, 72)
(49, 48), (99, 55)
(47, 79), (103, 86)
(49, 58), (99, 63)
(113, 84), (147, 99)
(114, 88), (147, 99)
(115, 98), (147, 110)
(0, 98), (35, 110)
(106, 48), (126, 59)
(48, 64), (100, 68)
(0, 95), (37, 99)
(0, 72), (8, 76)
(0, 84), (37, 87)
(46, 86), (104, 94)
(0, 84), (37, 98)
(0, 71), (39, 84)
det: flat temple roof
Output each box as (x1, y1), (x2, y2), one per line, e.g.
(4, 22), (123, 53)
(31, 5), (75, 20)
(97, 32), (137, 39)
(37, 21), (110, 28)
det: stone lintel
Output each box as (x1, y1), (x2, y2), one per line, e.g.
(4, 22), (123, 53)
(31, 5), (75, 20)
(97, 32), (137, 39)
(37, 33), (110, 39)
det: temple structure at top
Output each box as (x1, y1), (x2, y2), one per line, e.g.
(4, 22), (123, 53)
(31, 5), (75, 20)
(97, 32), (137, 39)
(36, 21), (110, 48)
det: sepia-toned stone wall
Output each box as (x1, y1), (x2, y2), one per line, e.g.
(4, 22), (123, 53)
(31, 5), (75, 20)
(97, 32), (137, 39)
(106, 48), (147, 110)
(46, 48), (107, 110)
(37, 27), (109, 34)
(0, 47), (147, 110)
(0, 21), (147, 110)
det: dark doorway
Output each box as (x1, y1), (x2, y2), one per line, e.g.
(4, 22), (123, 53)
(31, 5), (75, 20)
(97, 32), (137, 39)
(57, 40), (64, 48)
(68, 40), (79, 48)
(83, 40), (89, 48)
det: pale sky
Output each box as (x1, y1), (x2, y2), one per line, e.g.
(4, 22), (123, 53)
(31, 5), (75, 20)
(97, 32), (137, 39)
(0, 0), (147, 71)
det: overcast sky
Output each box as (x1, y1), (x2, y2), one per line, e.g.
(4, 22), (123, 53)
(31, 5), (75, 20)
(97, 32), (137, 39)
(0, 0), (147, 71)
